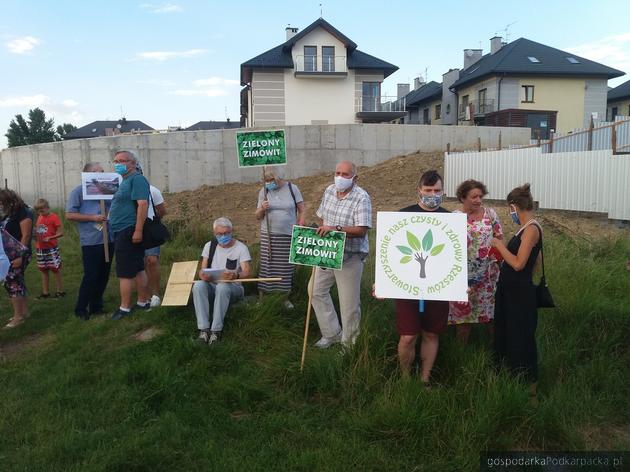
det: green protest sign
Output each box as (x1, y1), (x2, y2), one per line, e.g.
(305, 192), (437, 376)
(289, 225), (346, 270)
(236, 129), (286, 167)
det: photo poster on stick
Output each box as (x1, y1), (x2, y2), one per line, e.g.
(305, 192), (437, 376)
(236, 129), (287, 167)
(374, 211), (469, 302)
(289, 225), (346, 270)
(81, 172), (122, 200)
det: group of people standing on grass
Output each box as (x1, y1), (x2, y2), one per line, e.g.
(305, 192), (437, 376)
(1, 150), (167, 328)
(0, 150), (544, 396)
(190, 159), (543, 397)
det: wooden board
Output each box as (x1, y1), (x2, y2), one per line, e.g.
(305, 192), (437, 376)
(161, 261), (199, 306)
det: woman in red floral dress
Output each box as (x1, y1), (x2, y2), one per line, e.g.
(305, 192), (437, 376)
(448, 180), (503, 343)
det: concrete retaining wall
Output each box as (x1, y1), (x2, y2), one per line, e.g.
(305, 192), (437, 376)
(0, 124), (530, 207)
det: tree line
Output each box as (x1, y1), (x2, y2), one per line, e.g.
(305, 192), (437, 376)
(4, 108), (77, 148)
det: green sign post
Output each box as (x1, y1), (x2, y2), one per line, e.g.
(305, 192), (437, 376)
(289, 225), (346, 270)
(236, 129), (286, 167)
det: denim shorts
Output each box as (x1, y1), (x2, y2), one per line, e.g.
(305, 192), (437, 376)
(144, 245), (161, 257)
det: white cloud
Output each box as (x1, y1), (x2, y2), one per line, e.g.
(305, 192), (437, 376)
(172, 77), (240, 98)
(140, 3), (182, 14)
(136, 79), (175, 87)
(567, 33), (630, 85)
(0, 94), (48, 108)
(6, 36), (40, 54)
(193, 77), (239, 87)
(136, 49), (205, 61)
(62, 99), (79, 108)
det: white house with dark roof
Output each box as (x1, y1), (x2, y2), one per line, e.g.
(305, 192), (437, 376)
(447, 37), (624, 137)
(240, 18), (402, 127)
(62, 119), (154, 140)
(607, 79), (630, 121)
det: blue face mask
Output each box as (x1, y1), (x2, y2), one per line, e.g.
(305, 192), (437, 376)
(114, 163), (128, 175)
(265, 181), (278, 191)
(420, 194), (443, 209)
(216, 233), (232, 246)
(509, 207), (521, 225)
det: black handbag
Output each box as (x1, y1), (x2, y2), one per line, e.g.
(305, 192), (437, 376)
(141, 191), (170, 249)
(535, 228), (555, 308)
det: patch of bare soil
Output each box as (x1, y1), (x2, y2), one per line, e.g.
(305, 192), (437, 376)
(163, 151), (627, 244)
(133, 327), (163, 342)
(0, 332), (55, 362)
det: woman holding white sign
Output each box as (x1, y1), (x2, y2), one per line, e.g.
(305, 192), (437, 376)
(255, 166), (305, 307)
(491, 184), (542, 399)
(448, 180), (503, 344)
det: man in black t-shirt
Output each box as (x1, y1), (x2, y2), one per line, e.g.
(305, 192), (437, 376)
(395, 170), (451, 383)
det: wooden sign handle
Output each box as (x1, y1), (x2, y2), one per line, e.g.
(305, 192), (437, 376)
(100, 200), (110, 262)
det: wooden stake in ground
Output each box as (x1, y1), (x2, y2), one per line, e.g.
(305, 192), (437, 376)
(99, 200), (110, 262)
(300, 266), (317, 372)
(262, 166), (272, 261)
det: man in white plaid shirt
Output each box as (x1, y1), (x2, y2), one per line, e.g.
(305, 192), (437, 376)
(312, 160), (372, 348)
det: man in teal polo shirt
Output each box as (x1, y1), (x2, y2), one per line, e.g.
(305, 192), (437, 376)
(108, 150), (151, 320)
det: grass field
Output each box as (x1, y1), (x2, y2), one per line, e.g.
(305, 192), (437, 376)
(0, 217), (629, 471)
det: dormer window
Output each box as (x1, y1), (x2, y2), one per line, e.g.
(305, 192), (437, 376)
(566, 57), (580, 64)
(322, 46), (335, 72)
(527, 56), (541, 63)
(304, 46), (317, 72)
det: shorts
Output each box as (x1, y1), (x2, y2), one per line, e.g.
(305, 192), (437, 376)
(3, 252), (31, 298)
(395, 299), (449, 335)
(36, 246), (62, 272)
(114, 226), (145, 278)
(144, 245), (161, 257)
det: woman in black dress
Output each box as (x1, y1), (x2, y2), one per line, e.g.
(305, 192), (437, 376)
(490, 184), (542, 398)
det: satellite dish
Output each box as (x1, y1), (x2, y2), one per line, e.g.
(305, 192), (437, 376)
(92, 128), (97, 133)
(116, 124), (122, 129)
(465, 50), (474, 57)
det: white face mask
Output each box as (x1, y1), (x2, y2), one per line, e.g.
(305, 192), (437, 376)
(334, 175), (354, 192)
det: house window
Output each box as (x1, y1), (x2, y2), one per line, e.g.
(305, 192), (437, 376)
(446, 103), (451, 115)
(527, 56), (540, 63)
(478, 88), (487, 113)
(522, 85), (535, 103)
(362, 82), (381, 111)
(611, 107), (618, 120)
(566, 57), (580, 64)
(435, 104), (441, 120)
(304, 46), (317, 72)
(322, 46), (335, 72)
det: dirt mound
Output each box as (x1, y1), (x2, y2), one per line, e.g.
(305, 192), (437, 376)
(163, 151), (626, 243)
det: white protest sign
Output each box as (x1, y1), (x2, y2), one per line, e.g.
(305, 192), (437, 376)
(375, 211), (468, 302)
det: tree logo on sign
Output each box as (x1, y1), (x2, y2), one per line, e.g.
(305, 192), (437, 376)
(396, 229), (445, 278)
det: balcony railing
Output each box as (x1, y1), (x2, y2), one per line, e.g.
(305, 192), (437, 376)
(356, 95), (406, 113)
(458, 99), (496, 119)
(294, 55), (347, 74)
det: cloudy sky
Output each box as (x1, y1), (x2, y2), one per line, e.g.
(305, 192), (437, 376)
(1, 0), (629, 148)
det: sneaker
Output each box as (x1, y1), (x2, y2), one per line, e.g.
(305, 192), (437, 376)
(196, 330), (211, 344)
(135, 301), (152, 312)
(208, 331), (222, 346)
(111, 308), (131, 321)
(149, 295), (161, 308)
(3, 317), (25, 329)
(283, 300), (295, 310)
(314, 332), (341, 349)
(54, 291), (66, 299)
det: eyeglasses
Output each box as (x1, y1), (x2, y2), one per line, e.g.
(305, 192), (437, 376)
(214, 231), (232, 237)
(113, 159), (131, 163)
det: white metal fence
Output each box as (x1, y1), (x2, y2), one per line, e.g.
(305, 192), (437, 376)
(445, 147), (630, 221)
(522, 116), (630, 154)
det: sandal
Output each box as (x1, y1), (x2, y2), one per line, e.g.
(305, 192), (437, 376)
(54, 291), (66, 298)
(36, 293), (50, 300)
(4, 317), (25, 329)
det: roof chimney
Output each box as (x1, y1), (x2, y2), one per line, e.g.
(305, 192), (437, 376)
(413, 77), (426, 90)
(490, 36), (503, 54)
(286, 26), (299, 41)
(463, 49), (483, 70)
(397, 83), (410, 99)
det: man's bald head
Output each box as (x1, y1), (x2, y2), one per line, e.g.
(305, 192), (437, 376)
(335, 160), (356, 178)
